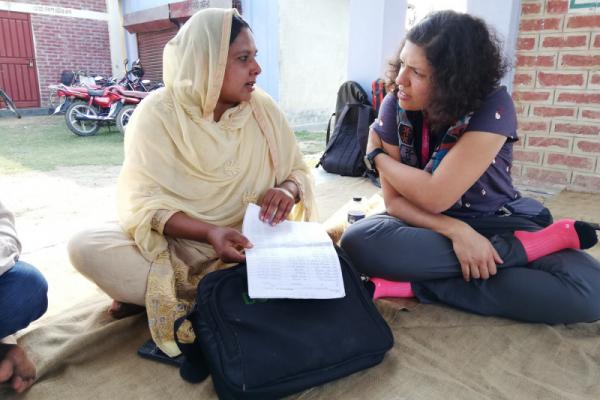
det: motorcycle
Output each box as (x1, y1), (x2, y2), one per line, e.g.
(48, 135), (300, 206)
(119, 59), (163, 92)
(49, 59), (161, 115)
(62, 86), (149, 136)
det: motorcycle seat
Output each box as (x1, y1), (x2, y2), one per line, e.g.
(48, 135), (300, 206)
(88, 89), (105, 97)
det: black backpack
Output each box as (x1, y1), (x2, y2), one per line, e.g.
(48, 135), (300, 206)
(316, 81), (375, 177)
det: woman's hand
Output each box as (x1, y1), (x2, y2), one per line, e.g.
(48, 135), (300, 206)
(206, 226), (253, 263)
(259, 181), (298, 225)
(448, 222), (503, 281)
(366, 129), (384, 154)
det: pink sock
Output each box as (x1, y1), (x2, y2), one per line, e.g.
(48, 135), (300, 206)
(371, 277), (414, 300)
(514, 219), (581, 262)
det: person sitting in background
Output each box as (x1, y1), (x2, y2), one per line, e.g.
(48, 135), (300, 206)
(68, 8), (316, 358)
(0, 200), (48, 393)
(341, 10), (600, 324)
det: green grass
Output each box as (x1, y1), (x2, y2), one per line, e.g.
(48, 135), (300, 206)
(0, 115), (124, 174)
(294, 130), (325, 155)
(0, 117), (325, 175)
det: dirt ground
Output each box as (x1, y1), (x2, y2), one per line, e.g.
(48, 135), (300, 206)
(2, 161), (600, 329)
(1, 166), (122, 319)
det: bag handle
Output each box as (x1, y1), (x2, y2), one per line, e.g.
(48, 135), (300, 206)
(174, 314), (211, 383)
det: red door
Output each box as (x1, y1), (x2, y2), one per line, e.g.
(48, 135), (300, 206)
(0, 11), (40, 108)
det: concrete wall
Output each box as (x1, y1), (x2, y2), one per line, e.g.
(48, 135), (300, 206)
(278, 0), (349, 129)
(241, 0), (279, 101)
(347, 0), (406, 93)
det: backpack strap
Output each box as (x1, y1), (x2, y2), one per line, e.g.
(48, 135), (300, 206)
(316, 104), (353, 168)
(355, 104), (372, 155)
(174, 314), (210, 383)
(325, 112), (335, 144)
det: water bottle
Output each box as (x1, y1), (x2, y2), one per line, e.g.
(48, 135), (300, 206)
(347, 196), (366, 224)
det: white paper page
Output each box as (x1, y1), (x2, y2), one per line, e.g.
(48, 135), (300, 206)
(243, 204), (345, 299)
(242, 204), (332, 247)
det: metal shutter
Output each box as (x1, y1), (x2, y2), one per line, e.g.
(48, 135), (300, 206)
(137, 27), (178, 82)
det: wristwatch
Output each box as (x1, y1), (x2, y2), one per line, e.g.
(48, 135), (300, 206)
(364, 148), (386, 172)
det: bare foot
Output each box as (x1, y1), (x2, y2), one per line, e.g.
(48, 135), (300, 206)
(108, 300), (145, 319)
(0, 343), (36, 393)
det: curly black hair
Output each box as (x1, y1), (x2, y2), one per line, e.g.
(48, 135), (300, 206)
(385, 10), (510, 131)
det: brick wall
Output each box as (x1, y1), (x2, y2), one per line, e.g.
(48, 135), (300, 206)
(10, 0), (111, 107)
(11, 0), (106, 13)
(512, 0), (600, 192)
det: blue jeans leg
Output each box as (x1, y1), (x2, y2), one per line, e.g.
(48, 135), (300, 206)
(0, 261), (48, 338)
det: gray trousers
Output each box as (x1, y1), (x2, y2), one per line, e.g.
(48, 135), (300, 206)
(340, 214), (600, 324)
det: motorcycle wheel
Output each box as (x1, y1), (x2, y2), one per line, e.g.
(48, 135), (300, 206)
(116, 104), (136, 135)
(65, 101), (99, 136)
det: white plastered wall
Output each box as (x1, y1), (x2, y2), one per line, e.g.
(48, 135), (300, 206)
(278, 0), (350, 130)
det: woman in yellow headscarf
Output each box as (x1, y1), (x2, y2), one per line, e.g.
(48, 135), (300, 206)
(68, 8), (316, 356)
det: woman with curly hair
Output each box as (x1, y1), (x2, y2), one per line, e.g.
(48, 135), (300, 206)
(341, 10), (600, 323)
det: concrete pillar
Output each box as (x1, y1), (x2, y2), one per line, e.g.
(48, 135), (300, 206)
(241, 0), (280, 101)
(347, 0), (407, 93)
(106, 0), (127, 78)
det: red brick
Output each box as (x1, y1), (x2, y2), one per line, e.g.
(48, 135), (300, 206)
(514, 149), (542, 163)
(560, 54), (600, 68)
(574, 140), (600, 153)
(520, 17), (562, 31)
(594, 35), (600, 48)
(524, 166), (571, 184)
(520, 120), (549, 132)
(516, 54), (556, 68)
(541, 35), (588, 48)
(528, 136), (571, 149)
(532, 106), (576, 118)
(511, 163), (522, 177)
(546, 0), (568, 14)
(546, 153), (595, 170)
(513, 73), (534, 86)
(556, 92), (600, 105)
(581, 109), (600, 120)
(591, 73), (600, 85)
(554, 122), (600, 136)
(566, 15), (600, 29)
(518, 37), (536, 51)
(572, 174), (600, 192)
(538, 71), (585, 87)
(512, 90), (552, 102)
(522, 2), (542, 14)
(515, 104), (529, 116)
(29, 11), (112, 107)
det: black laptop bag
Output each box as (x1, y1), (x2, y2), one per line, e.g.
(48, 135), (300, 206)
(174, 248), (394, 400)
